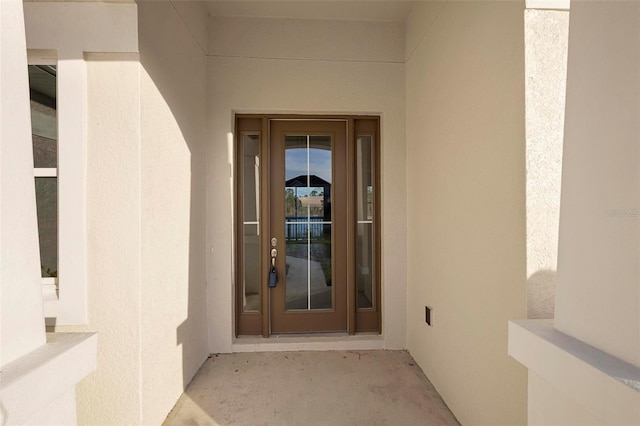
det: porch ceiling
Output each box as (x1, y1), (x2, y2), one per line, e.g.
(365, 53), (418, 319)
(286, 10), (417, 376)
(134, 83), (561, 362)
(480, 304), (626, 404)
(206, 0), (415, 22)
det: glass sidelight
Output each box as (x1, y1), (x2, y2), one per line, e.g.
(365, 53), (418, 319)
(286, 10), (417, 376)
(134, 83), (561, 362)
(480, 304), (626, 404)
(242, 134), (260, 312)
(356, 136), (374, 309)
(284, 135), (333, 310)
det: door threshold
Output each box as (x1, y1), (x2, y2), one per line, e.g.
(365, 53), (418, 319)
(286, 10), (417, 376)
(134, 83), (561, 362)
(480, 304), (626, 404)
(270, 332), (349, 338)
(232, 333), (384, 353)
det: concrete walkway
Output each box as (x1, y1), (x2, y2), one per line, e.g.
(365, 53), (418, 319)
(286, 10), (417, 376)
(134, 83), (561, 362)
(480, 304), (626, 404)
(164, 350), (459, 426)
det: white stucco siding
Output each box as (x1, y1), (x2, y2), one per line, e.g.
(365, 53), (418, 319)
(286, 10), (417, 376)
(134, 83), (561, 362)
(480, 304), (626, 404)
(405, 1), (527, 424)
(525, 9), (569, 319)
(209, 16), (404, 63)
(511, 2), (639, 426)
(23, 1), (137, 55)
(138, 1), (210, 424)
(82, 52), (143, 425)
(207, 15), (407, 352)
(0, 0), (47, 368)
(23, 1), (139, 326)
(21, 2), (210, 424)
(555, 0), (639, 369)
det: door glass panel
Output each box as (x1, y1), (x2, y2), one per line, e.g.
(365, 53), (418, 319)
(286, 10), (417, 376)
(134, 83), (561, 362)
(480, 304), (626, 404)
(285, 238), (309, 310)
(285, 136), (308, 219)
(309, 135), (332, 222)
(29, 65), (57, 168)
(310, 223), (332, 309)
(356, 223), (373, 309)
(242, 134), (260, 312)
(356, 136), (373, 221)
(243, 224), (260, 312)
(242, 135), (260, 223)
(356, 136), (374, 309)
(35, 177), (57, 278)
(285, 135), (333, 310)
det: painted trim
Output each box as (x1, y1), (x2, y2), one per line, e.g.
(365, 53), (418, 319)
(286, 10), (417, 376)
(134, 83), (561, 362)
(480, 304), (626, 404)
(526, 0), (570, 11)
(509, 320), (640, 425)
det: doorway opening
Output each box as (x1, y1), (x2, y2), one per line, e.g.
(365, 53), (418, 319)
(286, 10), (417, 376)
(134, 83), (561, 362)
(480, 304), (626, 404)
(235, 115), (381, 336)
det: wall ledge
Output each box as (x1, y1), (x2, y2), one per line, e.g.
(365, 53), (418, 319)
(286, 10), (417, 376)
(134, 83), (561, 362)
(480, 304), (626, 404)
(509, 319), (640, 425)
(0, 332), (97, 425)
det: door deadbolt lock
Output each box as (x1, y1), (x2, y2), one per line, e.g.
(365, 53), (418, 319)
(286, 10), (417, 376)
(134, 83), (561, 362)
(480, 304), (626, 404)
(271, 238), (278, 247)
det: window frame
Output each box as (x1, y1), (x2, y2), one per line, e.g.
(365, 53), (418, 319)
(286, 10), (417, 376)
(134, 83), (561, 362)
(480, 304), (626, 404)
(234, 115), (382, 336)
(29, 56), (60, 315)
(28, 50), (88, 325)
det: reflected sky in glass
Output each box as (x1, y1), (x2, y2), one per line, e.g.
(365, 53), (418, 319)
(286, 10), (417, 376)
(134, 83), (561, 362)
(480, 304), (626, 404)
(285, 148), (331, 184)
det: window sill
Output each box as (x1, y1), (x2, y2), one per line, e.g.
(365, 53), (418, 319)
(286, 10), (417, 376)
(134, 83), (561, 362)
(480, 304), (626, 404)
(0, 332), (97, 424)
(43, 283), (58, 321)
(508, 319), (640, 425)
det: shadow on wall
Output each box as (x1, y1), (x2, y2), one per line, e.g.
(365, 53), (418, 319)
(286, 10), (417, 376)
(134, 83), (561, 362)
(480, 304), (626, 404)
(137, 0), (209, 403)
(527, 269), (555, 319)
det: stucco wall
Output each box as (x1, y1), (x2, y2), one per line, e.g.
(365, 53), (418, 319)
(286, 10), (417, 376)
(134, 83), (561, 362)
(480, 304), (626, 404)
(81, 52), (143, 424)
(525, 9), (569, 320)
(207, 15), (407, 352)
(138, 1), (210, 423)
(0, 0), (47, 367)
(511, 3), (640, 425)
(23, 1), (139, 326)
(405, 2), (527, 424)
(554, 0), (640, 368)
(24, 2), (210, 424)
(527, 371), (601, 426)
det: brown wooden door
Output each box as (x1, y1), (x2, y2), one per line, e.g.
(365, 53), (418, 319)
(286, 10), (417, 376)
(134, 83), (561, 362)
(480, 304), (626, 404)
(269, 120), (348, 333)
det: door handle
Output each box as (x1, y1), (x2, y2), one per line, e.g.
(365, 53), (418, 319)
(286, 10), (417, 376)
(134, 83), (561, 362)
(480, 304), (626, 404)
(269, 248), (278, 288)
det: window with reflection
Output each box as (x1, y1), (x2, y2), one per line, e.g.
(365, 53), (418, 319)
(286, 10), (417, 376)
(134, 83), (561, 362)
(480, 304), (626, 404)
(284, 135), (333, 310)
(28, 64), (58, 282)
(242, 134), (260, 312)
(356, 135), (374, 309)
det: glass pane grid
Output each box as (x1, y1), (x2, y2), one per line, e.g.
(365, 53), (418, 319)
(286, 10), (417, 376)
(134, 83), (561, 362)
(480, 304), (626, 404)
(29, 65), (58, 280)
(285, 135), (333, 311)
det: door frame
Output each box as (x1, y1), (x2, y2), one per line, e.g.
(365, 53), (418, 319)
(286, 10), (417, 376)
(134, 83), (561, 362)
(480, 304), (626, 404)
(270, 120), (348, 333)
(234, 114), (381, 337)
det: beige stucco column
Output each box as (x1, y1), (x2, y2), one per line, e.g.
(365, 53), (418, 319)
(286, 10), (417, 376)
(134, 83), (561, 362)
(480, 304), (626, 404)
(510, 1), (640, 424)
(0, 0), (47, 367)
(524, 5), (569, 319)
(0, 2), (97, 424)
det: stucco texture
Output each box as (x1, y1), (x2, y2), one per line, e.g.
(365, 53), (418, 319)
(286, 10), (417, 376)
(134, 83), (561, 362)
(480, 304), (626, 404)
(79, 53), (143, 424)
(43, 2), (210, 424)
(138, 1), (210, 424)
(525, 9), (569, 319)
(206, 15), (408, 353)
(405, 1), (528, 424)
(0, 0), (47, 367)
(555, 0), (640, 368)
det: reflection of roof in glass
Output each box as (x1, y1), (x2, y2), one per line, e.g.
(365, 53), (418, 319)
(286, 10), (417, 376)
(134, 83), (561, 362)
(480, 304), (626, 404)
(28, 65), (57, 106)
(285, 174), (330, 188)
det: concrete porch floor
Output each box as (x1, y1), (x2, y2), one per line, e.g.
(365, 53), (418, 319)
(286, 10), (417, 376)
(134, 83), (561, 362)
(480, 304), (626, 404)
(164, 350), (459, 426)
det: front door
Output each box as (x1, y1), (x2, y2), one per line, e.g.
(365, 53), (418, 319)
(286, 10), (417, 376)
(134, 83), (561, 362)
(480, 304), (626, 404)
(235, 116), (381, 336)
(269, 120), (347, 333)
